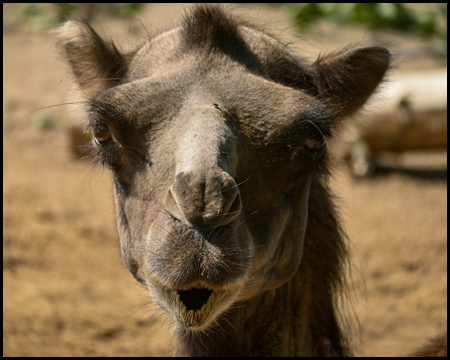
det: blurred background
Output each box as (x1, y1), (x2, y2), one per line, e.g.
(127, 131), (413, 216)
(3, 3), (447, 356)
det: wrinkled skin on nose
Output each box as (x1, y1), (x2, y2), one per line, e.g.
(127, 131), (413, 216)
(164, 104), (241, 228)
(166, 169), (241, 227)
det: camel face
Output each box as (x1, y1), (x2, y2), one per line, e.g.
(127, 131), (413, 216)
(56, 4), (389, 346)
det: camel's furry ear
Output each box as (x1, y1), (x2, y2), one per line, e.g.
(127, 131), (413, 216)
(312, 46), (390, 118)
(54, 20), (128, 98)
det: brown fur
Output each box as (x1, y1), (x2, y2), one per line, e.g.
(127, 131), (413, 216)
(56, 5), (392, 356)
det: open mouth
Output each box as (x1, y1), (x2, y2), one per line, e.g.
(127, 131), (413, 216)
(177, 288), (213, 311)
(146, 280), (240, 332)
(171, 286), (223, 330)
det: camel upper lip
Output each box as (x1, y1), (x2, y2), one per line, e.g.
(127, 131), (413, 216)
(175, 281), (216, 291)
(192, 283), (208, 290)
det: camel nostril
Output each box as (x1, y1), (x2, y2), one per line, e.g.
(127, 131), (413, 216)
(166, 169), (241, 227)
(227, 192), (242, 216)
(164, 188), (185, 221)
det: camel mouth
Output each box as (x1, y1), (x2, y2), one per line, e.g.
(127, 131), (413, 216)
(171, 286), (232, 331)
(177, 288), (213, 311)
(146, 279), (240, 332)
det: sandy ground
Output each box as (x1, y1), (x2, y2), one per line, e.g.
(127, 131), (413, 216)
(3, 4), (447, 356)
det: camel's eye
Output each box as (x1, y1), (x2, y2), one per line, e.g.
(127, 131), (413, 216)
(303, 128), (327, 160)
(302, 122), (327, 154)
(93, 124), (112, 146)
(304, 136), (325, 152)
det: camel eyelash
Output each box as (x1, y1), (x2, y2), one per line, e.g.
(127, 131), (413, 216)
(84, 124), (116, 165)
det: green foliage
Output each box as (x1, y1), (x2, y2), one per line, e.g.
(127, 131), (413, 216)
(282, 3), (446, 39)
(17, 3), (144, 31)
(277, 3), (446, 59)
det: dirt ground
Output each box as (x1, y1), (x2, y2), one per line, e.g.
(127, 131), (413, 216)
(3, 4), (447, 357)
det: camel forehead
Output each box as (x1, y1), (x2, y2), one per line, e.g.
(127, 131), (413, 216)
(91, 73), (331, 148)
